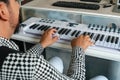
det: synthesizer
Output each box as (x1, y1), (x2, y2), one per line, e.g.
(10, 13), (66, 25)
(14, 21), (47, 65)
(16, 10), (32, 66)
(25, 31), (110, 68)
(19, 17), (120, 50)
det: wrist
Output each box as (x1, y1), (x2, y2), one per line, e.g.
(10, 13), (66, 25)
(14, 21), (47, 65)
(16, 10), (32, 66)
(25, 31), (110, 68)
(40, 42), (47, 48)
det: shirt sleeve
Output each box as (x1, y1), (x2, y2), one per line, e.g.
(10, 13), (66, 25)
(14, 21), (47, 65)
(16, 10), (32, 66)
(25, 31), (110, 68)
(34, 46), (85, 80)
(2, 45), (85, 80)
(67, 47), (85, 80)
(25, 43), (44, 57)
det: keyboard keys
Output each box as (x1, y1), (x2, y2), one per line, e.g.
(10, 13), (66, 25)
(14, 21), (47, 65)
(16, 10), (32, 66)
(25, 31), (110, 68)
(61, 28), (68, 34)
(75, 31), (81, 37)
(44, 26), (51, 31)
(115, 37), (119, 44)
(65, 29), (71, 35)
(80, 0), (101, 3)
(23, 19), (120, 50)
(29, 24), (39, 29)
(95, 34), (100, 41)
(52, 1), (100, 10)
(100, 35), (104, 41)
(37, 25), (44, 30)
(58, 28), (64, 34)
(71, 30), (77, 36)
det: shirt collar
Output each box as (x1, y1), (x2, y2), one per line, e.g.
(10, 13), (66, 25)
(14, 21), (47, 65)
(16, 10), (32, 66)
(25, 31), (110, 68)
(0, 37), (19, 51)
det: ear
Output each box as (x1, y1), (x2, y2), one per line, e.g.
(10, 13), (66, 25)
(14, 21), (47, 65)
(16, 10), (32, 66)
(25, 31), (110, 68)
(0, 2), (9, 21)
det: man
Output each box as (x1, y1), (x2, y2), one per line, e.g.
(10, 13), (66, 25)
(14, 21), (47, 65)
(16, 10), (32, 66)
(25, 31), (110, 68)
(0, 0), (93, 80)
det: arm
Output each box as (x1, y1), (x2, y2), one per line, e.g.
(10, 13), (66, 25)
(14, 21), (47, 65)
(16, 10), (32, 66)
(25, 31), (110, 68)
(33, 47), (85, 80)
(2, 29), (93, 80)
(34, 34), (93, 80)
(25, 43), (44, 57)
(24, 28), (58, 57)
(67, 47), (85, 80)
(67, 35), (93, 80)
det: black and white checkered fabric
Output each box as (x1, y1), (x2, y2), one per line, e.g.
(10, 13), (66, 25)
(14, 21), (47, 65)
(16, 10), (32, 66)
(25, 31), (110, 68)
(0, 37), (85, 80)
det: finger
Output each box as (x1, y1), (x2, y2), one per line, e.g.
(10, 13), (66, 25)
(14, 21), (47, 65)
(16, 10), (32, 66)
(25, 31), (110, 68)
(52, 36), (59, 42)
(88, 41), (94, 46)
(84, 35), (90, 39)
(87, 38), (91, 41)
(49, 28), (57, 34)
(77, 35), (83, 39)
(45, 28), (51, 32)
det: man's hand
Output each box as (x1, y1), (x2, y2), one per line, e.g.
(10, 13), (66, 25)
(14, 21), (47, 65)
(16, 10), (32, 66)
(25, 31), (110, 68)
(40, 28), (59, 48)
(71, 35), (93, 50)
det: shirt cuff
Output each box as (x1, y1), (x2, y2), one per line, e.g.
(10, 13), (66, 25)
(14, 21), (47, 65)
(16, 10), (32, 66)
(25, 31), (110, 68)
(72, 46), (85, 59)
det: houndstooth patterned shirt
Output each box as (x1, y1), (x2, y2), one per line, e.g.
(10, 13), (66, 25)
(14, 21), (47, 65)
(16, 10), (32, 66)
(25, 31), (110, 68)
(0, 37), (85, 80)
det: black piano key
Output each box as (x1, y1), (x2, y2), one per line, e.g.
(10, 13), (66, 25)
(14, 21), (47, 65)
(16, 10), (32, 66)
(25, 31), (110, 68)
(100, 35), (104, 41)
(44, 26), (51, 31)
(106, 36), (111, 42)
(29, 24), (36, 29)
(115, 37), (119, 44)
(95, 34), (100, 41)
(58, 28), (64, 34)
(53, 27), (59, 30)
(29, 24), (39, 29)
(87, 32), (91, 38)
(71, 30), (77, 36)
(61, 28), (67, 34)
(52, 27), (56, 29)
(40, 25), (46, 31)
(41, 25), (47, 31)
(56, 27), (59, 30)
(93, 34), (98, 41)
(83, 32), (87, 35)
(65, 29), (71, 35)
(111, 36), (115, 43)
(90, 33), (94, 39)
(37, 25), (44, 30)
(75, 31), (81, 37)
(33, 24), (39, 29)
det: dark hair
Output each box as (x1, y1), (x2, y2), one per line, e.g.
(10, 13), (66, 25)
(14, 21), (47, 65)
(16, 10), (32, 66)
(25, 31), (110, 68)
(0, 0), (9, 4)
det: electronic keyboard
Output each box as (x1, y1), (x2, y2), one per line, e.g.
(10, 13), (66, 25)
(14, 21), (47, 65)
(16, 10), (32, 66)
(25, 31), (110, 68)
(52, 1), (100, 10)
(19, 17), (120, 50)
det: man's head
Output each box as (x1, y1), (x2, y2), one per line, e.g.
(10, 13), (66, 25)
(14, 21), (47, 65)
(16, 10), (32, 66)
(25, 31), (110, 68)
(0, 0), (20, 38)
